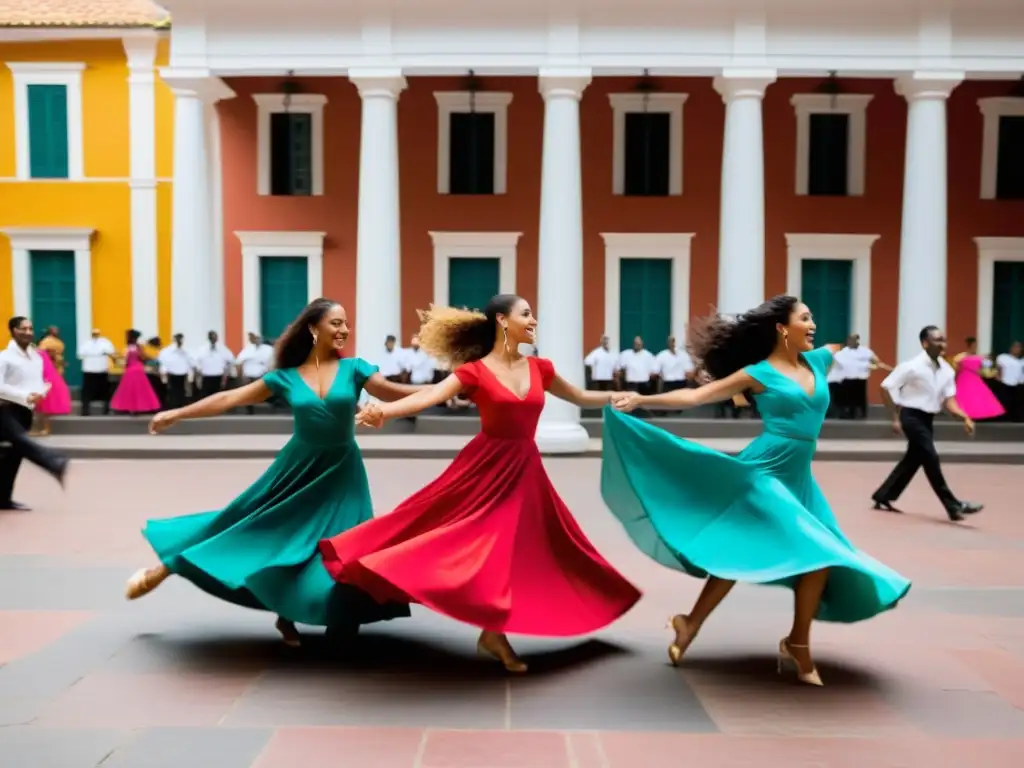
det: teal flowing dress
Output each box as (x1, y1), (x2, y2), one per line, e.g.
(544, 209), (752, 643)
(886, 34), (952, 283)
(141, 359), (410, 627)
(601, 346), (910, 623)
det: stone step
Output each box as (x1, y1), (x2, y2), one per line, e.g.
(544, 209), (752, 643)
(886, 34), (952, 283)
(35, 433), (1024, 463)
(47, 413), (1024, 442)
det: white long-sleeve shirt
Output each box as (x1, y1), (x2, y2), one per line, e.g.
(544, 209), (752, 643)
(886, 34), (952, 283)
(194, 344), (235, 377)
(236, 343), (274, 378)
(158, 344), (195, 377)
(881, 352), (956, 414)
(0, 341), (47, 410)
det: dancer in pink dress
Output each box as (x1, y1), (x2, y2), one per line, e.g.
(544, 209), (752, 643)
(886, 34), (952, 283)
(110, 330), (162, 415)
(952, 337), (1004, 421)
(36, 347), (72, 428)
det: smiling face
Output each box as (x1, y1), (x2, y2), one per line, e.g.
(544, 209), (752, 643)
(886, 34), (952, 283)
(11, 317), (33, 348)
(310, 303), (350, 353)
(780, 302), (816, 352)
(498, 298), (537, 347)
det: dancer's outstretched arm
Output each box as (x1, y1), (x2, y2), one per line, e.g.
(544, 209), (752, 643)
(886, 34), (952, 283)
(363, 374), (430, 402)
(358, 375), (463, 425)
(149, 380), (271, 433)
(548, 373), (614, 408)
(615, 370), (759, 412)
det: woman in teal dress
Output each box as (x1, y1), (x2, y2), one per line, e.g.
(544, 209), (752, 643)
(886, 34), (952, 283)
(125, 299), (416, 647)
(603, 295), (910, 686)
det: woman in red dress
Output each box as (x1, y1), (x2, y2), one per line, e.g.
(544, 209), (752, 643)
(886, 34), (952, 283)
(319, 294), (641, 672)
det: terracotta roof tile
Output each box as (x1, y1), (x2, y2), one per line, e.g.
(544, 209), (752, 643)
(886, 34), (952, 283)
(0, 1), (170, 28)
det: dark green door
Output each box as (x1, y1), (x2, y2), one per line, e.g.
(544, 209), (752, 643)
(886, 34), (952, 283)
(992, 261), (1024, 355)
(259, 257), (308, 341)
(448, 258), (499, 311)
(801, 259), (852, 346)
(619, 259), (672, 349)
(30, 250), (79, 386)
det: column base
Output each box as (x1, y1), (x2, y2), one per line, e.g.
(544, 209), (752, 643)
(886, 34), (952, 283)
(535, 421), (591, 454)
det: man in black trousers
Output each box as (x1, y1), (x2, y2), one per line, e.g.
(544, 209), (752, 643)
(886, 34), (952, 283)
(871, 325), (982, 522)
(0, 316), (69, 511)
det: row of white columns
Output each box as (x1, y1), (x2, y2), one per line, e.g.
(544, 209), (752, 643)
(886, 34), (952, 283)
(162, 66), (964, 453)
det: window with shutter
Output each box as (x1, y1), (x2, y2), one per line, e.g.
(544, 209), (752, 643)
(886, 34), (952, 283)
(996, 115), (1024, 201)
(269, 112), (313, 196)
(27, 84), (70, 179)
(807, 113), (849, 197)
(448, 112), (496, 195)
(623, 112), (671, 197)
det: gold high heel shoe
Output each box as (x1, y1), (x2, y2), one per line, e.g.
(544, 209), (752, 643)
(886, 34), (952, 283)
(477, 635), (528, 673)
(666, 614), (697, 667)
(777, 638), (823, 686)
(125, 568), (159, 600)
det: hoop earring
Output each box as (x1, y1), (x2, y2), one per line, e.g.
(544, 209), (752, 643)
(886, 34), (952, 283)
(502, 326), (510, 353)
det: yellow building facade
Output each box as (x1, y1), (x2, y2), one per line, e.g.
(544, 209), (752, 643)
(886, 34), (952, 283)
(0, 2), (173, 384)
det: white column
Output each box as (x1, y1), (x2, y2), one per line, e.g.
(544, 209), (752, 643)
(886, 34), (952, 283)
(160, 71), (234, 347)
(894, 72), (963, 363)
(535, 68), (591, 454)
(350, 69), (406, 365)
(712, 69), (776, 315)
(124, 35), (158, 337)
(206, 102), (226, 339)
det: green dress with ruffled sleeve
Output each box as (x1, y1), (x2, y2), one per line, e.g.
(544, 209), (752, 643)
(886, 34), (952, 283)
(601, 346), (910, 623)
(141, 358), (409, 626)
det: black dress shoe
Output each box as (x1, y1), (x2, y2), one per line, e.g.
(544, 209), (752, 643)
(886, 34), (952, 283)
(945, 504), (965, 522)
(958, 501), (983, 515)
(0, 501), (31, 511)
(872, 498), (903, 513)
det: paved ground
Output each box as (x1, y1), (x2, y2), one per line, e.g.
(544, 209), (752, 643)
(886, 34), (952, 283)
(33, 432), (1024, 463)
(1, 459), (1023, 767)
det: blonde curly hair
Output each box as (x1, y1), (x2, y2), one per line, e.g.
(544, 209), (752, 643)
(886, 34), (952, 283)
(416, 294), (521, 367)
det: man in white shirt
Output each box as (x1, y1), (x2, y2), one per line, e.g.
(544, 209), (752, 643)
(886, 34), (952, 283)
(235, 332), (275, 415)
(655, 335), (696, 392)
(194, 330), (235, 399)
(403, 335), (438, 385)
(0, 316), (69, 510)
(158, 333), (195, 408)
(994, 341), (1023, 423)
(77, 328), (115, 416)
(584, 336), (616, 391)
(616, 336), (658, 394)
(833, 333), (892, 420)
(872, 325), (982, 522)
(378, 335), (406, 382)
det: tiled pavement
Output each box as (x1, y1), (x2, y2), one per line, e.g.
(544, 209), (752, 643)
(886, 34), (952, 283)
(1, 458), (1023, 767)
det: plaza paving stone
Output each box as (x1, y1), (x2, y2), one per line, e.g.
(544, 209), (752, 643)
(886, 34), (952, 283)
(0, 458), (1022, 766)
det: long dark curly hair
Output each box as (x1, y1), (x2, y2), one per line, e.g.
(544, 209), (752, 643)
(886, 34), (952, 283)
(691, 294), (801, 381)
(273, 298), (340, 369)
(417, 294), (521, 367)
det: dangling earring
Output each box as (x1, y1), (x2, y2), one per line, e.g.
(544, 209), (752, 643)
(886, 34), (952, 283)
(783, 330), (790, 352)
(502, 325), (510, 353)
(312, 331), (320, 370)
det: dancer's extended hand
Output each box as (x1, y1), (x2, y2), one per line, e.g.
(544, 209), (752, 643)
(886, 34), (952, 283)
(356, 402), (385, 429)
(612, 392), (641, 413)
(149, 410), (179, 434)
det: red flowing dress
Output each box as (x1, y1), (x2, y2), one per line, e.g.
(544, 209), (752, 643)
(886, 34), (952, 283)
(318, 357), (642, 636)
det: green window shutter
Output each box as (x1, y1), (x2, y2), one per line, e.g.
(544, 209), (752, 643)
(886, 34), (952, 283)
(619, 259), (672, 348)
(448, 258), (500, 312)
(27, 84), (70, 179)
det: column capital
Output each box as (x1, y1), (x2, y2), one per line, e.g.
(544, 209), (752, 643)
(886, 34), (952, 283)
(349, 68), (407, 99)
(894, 72), (964, 101)
(159, 69), (236, 102)
(538, 67), (592, 101)
(713, 68), (777, 102)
